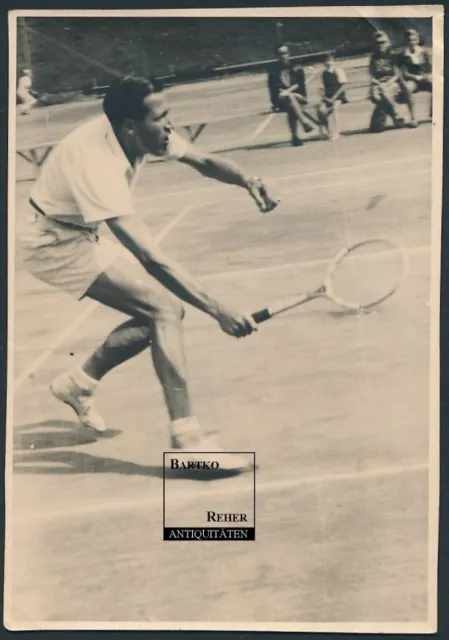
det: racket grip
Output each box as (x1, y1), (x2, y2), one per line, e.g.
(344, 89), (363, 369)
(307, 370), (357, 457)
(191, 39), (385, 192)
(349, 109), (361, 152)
(262, 198), (280, 213)
(252, 308), (271, 324)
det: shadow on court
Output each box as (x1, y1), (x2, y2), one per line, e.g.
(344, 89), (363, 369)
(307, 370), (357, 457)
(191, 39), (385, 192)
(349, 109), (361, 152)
(213, 123), (419, 154)
(13, 448), (249, 481)
(13, 420), (121, 451)
(341, 119), (431, 138)
(214, 140), (289, 154)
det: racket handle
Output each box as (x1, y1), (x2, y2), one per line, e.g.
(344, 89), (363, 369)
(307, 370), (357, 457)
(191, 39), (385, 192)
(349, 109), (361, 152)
(252, 308), (272, 324)
(262, 198), (280, 213)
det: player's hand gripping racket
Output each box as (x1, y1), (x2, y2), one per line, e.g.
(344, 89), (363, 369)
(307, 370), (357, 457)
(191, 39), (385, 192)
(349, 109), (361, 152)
(246, 176), (280, 213)
(251, 239), (408, 323)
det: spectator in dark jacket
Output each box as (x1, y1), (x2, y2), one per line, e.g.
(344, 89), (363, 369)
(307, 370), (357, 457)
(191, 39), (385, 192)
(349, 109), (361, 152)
(268, 44), (316, 146)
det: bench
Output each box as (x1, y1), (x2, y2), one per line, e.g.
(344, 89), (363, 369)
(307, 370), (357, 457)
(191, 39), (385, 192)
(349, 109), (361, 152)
(16, 142), (57, 170)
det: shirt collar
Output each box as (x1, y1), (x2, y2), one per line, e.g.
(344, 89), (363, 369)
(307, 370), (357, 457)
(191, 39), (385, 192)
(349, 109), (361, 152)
(101, 115), (144, 177)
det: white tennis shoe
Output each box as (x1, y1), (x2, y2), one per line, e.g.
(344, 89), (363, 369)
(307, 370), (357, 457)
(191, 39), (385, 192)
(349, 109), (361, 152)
(50, 372), (107, 433)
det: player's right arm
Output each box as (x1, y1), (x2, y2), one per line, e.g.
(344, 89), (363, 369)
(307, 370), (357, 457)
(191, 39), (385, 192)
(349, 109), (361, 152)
(106, 214), (257, 338)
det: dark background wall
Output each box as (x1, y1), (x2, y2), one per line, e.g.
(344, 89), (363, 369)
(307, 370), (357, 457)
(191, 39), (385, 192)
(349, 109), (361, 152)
(16, 17), (433, 94)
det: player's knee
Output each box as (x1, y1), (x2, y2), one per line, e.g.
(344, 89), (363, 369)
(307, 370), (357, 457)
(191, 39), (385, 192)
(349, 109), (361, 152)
(154, 295), (185, 324)
(135, 325), (153, 343)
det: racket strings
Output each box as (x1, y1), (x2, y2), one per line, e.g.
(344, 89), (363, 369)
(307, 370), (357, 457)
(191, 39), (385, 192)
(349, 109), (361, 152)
(326, 240), (406, 310)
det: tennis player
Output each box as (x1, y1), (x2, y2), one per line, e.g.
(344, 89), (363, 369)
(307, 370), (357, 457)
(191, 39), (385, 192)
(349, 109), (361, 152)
(399, 28), (432, 127)
(17, 69), (37, 115)
(19, 76), (278, 471)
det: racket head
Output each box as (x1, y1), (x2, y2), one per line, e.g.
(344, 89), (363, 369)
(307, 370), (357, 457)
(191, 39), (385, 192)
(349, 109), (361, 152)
(323, 238), (408, 311)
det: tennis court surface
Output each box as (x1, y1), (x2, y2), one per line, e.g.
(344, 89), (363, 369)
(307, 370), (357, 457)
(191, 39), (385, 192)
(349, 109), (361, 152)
(9, 68), (436, 629)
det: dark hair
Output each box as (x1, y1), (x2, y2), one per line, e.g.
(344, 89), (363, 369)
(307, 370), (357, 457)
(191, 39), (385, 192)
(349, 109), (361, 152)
(103, 76), (158, 127)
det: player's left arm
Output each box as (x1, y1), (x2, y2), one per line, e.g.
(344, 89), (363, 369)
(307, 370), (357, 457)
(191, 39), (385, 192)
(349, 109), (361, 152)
(178, 144), (279, 213)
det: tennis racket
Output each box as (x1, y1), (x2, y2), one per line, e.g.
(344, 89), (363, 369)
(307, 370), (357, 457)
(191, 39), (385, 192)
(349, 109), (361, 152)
(252, 238), (407, 323)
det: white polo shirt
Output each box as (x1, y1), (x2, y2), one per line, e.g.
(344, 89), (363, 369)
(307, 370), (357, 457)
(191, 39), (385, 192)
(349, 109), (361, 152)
(30, 114), (188, 230)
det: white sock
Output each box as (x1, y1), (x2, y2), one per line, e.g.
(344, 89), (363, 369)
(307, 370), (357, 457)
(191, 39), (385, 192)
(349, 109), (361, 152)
(69, 367), (99, 392)
(171, 416), (201, 437)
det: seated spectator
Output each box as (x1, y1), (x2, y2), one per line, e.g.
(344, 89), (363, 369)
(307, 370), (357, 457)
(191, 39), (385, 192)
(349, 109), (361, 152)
(399, 28), (432, 126)
(268, 44), (317, 147)
(368, 31), (405, 133)
(17, 69), (38, 115)
(316, 53), (349, 140)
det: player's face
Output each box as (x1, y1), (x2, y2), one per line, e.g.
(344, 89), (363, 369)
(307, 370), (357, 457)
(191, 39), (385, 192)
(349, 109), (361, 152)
(325, 58), (334, 70)
(133, 93), (173, 157)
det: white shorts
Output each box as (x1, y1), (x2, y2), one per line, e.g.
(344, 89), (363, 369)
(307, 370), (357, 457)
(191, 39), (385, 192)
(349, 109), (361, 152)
(18, 210), (137, 299)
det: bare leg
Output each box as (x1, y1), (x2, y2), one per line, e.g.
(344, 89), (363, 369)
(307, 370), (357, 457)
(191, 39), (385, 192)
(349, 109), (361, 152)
(288, 94), (316, 131)
(51, 257), (253, 469)
(279, 94), (316, 142)
(401, 82), (417, 124)
(151, 311), (191, 421)
(278, 95), (299, 141)
(83, 317), (195, 420)
(82, 319), (152, 380)
(379, 90), (403, 126)
(286, 107), (299, 141)
(85, 258), (192, 421)
(329, 104), (340, 139)
(316, 103), (329, 138)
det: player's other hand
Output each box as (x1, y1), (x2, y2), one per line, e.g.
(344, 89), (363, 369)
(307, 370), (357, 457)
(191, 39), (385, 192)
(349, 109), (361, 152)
(215, 305), (258, 338)
(246, 176), (280, 213)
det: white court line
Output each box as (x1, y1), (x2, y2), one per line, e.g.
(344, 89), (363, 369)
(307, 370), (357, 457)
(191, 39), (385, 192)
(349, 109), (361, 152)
(247, 112), (276, 142)
(153, 202), (193, 243)
(14, 153), (432, 390)
(201, 244), (430, 282)
(175, 166), (428, 212)
(12, 244), (430, 358)
(139, 153), (431, 206)
(13, 460), (428, 523)
(14, 204), (194, 391)
(244, 60), (331, 143)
